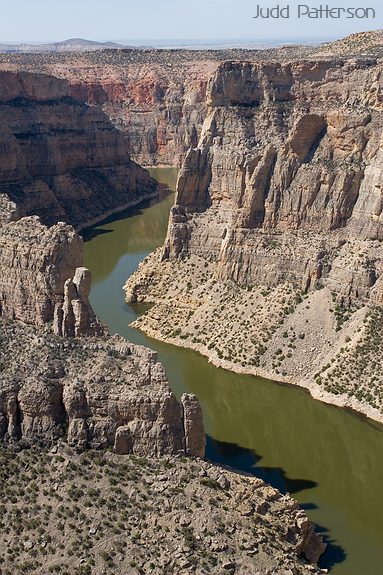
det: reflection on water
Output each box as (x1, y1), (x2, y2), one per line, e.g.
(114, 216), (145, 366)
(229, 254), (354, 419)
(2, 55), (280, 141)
(84, 168), (383, 575)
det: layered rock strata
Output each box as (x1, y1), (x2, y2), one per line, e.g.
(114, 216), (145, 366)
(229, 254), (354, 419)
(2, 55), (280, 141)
(0, 318), (205, 457)
(125, 57), (383, 422)
(0, 31), (381, 169)
(0, 70), (156, 229)
(0, 216), (103, 336)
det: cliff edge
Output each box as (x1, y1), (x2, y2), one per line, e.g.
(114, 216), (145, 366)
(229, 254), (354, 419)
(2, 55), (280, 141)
(125, 57), (383, 423)
(0, 70), (156, 230)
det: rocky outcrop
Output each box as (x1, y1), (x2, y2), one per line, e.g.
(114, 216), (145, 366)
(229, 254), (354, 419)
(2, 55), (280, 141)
(0, 215), (103, 336)
(53, 267), (104, 337)
(0, 70), (156, 229)
(0, 318), (205, 457)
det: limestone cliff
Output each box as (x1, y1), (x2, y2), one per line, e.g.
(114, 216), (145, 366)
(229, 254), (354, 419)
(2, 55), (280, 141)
(0, 318), (205, 457)
(0, 70), (156, 229)
(125, 57), (383, 422)
(164, 58), (383, 301)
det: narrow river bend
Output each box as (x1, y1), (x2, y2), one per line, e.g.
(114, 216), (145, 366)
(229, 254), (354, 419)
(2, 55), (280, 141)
(84, 168), (383, 575)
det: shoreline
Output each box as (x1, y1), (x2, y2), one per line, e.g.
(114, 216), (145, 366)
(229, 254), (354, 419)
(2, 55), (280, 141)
(129, 317), (383, 427)
(78, 190), (158, 234)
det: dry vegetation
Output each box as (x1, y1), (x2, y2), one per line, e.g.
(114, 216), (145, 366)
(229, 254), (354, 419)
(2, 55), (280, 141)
(0, 445), (323, 575)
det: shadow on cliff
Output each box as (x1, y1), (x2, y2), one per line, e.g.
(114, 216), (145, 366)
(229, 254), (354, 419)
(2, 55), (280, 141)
(206, 436), (347, 570)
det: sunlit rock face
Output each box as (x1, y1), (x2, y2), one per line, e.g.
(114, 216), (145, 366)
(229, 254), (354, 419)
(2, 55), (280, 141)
(164, 58), (383, 304)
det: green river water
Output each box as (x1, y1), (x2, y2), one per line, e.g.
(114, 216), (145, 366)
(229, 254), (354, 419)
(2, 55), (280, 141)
(84, 168), (383, 575)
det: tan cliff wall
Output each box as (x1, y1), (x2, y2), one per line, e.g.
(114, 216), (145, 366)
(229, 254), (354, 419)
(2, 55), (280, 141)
(0, 70), (156, 229)
(0, 216), (104, 336)
(0, 318), (205, 458)
(164, 58), (383, 304)
(0, 35), (382, 169)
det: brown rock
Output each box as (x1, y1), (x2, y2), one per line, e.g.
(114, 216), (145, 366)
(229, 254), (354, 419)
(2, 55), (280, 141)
(181, 393), (206, 458)
(0, 70), (156, 230)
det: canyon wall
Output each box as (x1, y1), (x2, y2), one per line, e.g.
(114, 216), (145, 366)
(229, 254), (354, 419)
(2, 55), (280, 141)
(68, 59), (213, 167)
(164, 58), (383, 303)
(0, 53), (219, 167)
(125, 56), (383, 422)
(0, 70), (156, 229)
(0, 33), (381, 169)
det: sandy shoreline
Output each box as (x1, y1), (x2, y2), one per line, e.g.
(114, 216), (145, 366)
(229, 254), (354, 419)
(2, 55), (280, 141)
(125, 250), (383, 427)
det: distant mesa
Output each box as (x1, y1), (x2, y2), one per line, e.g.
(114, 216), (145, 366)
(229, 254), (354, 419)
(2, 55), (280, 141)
(0, 37), (147, 53)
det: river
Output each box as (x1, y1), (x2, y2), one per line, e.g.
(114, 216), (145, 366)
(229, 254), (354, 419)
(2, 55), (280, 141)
(84, 168), (383, 575)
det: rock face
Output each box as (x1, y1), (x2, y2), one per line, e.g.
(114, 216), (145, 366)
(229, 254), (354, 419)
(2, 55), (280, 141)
(66, 55), (214, 167)
(164, 58), (383, 302)
(1, 32), (381, 170)
(0, 215), (103, 335)
(0, 70), (156, 229)
(0, 319), (205, 457)
(124, 56), (383, 423)
(181, 393), (206, 458)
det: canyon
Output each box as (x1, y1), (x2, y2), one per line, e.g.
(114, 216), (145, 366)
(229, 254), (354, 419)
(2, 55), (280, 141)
(0, 55), (328, 573)
(2, 30), (382, 573)
(0, 69), (206, 458)
(125, 52), (383, 423)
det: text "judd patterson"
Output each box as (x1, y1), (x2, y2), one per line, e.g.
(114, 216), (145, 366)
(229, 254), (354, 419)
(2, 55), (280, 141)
(253, 4), (376, 19)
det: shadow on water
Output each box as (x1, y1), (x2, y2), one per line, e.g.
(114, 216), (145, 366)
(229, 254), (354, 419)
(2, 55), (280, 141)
(315, 525), (347, 571)
(82, 227), (114, 241)
(81, 187), (173, 242)
(206, 436), (347, 570)
(206, 436), (317, 494)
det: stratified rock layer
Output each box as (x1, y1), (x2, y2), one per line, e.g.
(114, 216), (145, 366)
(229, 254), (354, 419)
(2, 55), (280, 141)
(165, 58), (383, 300)
(125, 57), (383, 422)
(0, 319), (205, 458)
(1, 31), (381, 168)
(0, 70), (156, 229)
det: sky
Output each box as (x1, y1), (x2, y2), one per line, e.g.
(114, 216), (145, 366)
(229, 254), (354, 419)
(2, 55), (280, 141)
(0, 0), (381, 43)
